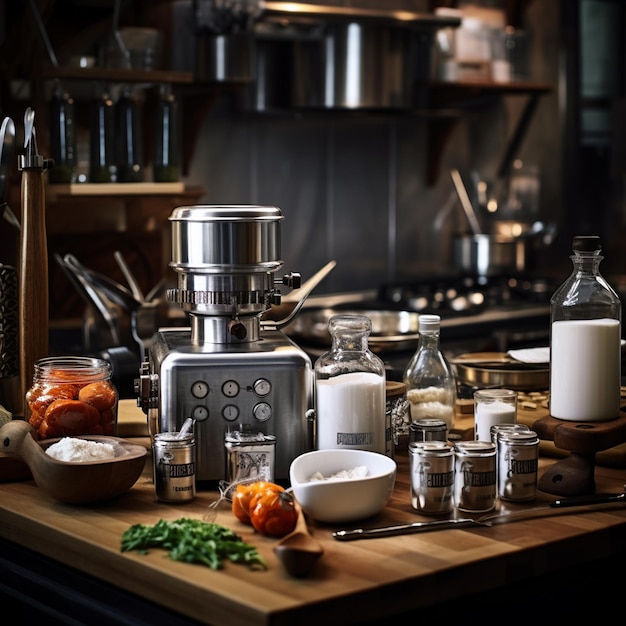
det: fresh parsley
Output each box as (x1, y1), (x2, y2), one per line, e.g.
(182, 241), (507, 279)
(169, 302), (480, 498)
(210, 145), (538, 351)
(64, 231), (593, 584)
(121, 518), (267, 570)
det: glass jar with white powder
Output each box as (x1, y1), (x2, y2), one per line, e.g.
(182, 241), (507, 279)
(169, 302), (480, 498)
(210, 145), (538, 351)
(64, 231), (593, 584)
(314, 315), (387, 455)
(550, 236), (621, 421)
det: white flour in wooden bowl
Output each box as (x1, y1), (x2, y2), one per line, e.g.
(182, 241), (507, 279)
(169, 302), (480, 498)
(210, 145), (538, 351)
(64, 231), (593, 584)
(46, 437), (117, 462)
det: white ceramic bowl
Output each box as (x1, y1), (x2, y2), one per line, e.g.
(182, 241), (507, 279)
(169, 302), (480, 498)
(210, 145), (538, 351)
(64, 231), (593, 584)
(289, 449), (397, 524)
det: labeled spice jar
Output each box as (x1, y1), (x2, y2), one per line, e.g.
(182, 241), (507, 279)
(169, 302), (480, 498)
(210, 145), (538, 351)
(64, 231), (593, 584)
(490, 423), (530, 444)
(153, 431), (196, 503)
(497, 430), (539, 501)
(453, 440), (496, 513)
(386, 380), (409, 454)
(225, 428), (276, 486)
(26, 356), (118, 438)
(409, 440), (454, 515)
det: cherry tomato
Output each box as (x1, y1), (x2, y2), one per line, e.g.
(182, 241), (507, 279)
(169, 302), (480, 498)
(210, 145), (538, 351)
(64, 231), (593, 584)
(249, 486), (298, 538)
(231, 481), (279, 524)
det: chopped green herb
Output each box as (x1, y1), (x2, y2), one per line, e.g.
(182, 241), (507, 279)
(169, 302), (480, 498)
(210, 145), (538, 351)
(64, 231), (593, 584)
(121, 518), (267, 571)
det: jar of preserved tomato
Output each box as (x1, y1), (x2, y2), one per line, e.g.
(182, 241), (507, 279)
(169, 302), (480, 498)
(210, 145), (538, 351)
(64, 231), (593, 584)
(26, 356), (118, 439)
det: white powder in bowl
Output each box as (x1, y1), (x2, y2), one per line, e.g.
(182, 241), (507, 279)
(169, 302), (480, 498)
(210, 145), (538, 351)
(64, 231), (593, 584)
(308, 466), (369, 482)
(46, 437), (117, 462)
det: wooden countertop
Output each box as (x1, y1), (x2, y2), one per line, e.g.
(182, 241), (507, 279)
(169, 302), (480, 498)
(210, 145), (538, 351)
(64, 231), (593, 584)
(1, 403), (626, 625)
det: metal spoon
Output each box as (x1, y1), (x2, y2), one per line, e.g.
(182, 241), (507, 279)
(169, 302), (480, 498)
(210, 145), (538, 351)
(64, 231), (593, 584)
(451, 169), (482, 235)
(274, 502), (324, 577)
(23, 108), (34, 151)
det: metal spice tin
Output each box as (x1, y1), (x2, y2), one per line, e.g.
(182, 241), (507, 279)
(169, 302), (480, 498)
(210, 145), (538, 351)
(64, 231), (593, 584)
(153, 432), (196, 503)
(409, 441), (454, 515)
(409, 418), (448, 443)
(490, 423), (530, 444)
(497, 430), (539, 501)
(453, 440), (496, 512)
(224, 430), (276, 486)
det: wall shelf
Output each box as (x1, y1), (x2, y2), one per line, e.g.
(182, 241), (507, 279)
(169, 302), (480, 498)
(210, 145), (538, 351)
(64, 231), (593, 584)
(417, 80), (554, 184)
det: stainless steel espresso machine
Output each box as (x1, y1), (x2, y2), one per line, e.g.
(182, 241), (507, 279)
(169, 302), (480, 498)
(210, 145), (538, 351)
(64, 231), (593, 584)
(137, 206), (314, 483)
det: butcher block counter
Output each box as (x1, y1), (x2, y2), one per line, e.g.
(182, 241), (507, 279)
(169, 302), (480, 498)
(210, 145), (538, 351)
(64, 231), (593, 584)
(1, 402), (626, 625)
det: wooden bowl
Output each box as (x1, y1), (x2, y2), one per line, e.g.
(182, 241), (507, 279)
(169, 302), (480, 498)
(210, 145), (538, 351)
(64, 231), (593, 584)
(0, 420), (147, 504)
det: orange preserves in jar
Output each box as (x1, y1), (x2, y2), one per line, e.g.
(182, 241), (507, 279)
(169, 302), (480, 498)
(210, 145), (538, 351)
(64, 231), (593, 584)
(26, 356), (118, 439)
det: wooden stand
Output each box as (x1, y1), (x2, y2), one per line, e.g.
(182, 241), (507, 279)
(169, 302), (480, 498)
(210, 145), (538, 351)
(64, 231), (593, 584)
(532, 411), (626, 496)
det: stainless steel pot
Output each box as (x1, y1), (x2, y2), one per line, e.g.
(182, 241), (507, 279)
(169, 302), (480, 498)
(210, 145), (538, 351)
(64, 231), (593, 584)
(284, 308), (420, 352)
(454, 234), (528, 277)
(292, 21), (426, 109)
(451, 352), (549, 391)
(454, 222), (557, 277)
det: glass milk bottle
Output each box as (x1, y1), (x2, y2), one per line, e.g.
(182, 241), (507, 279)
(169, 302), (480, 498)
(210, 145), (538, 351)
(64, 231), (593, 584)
(403, 314), (456, 431)
(314, 315), (387, 455)
(550, 235), (621, 421)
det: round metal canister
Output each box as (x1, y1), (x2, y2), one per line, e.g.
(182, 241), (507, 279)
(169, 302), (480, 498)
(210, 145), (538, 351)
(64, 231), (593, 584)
(497, 430), (539, 502)
(409, 418), (448, 443)
(409, 441), (454, 515)
(153, 432), (196, 503)
(453, 440), (496, 513)
(490, 422), (530, 444)
(386, 380), (409, 453)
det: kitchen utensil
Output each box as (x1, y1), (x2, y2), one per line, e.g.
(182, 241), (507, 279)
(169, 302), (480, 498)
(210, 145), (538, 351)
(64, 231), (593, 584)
(0, 420), (147, 504)
(114, 250), (145, 302)
(18, 108), (50, 418)
(273, 501), (324, 577)
(332, 488), (626, 540)
(289, 449), (397, 523)
(451, 169), (482, 235)
(451, 352), (549, 390)
(0, 117), (19, 229)
(284, 308), (420, 352)
(262, 261), (338, 327)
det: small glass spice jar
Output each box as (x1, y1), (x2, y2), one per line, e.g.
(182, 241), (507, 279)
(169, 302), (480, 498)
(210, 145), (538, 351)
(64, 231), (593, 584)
(25, 356), (118, 439)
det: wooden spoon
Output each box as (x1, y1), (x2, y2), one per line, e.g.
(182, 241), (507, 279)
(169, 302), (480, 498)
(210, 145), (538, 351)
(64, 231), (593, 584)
(0, 420), (147, 504)
(274, 502), (324, 578)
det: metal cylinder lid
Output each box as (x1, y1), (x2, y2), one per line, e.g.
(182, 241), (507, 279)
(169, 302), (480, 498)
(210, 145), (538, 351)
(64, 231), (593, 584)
(169, 205), (284, 274)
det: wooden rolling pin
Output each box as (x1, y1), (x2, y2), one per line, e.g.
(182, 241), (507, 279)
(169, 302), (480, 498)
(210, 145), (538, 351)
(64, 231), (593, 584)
(18, 109), (50, 418)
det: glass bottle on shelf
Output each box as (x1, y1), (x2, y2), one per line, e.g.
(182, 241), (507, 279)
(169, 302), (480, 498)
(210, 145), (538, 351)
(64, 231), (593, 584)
(48, 81), (77, 184)
(403, 314), (456, 432)
(550, 235), (621, 421)
(153, 84), (181, 183)
(314, 315), (388, 455)
(115, 86), (144, 183)
(89, 84), (116, 183)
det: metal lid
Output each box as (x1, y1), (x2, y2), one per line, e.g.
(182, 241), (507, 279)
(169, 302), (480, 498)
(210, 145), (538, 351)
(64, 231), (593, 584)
(409, 440), (452, 455)
(498, 430), (538, 444)
(410, 418), (447, 432)
(170, 205), (283, 223)
(454, 440), (496, 453)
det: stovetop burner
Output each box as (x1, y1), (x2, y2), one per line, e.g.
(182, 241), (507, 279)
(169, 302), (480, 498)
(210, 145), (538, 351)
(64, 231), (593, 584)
(377, 274), (556, 314)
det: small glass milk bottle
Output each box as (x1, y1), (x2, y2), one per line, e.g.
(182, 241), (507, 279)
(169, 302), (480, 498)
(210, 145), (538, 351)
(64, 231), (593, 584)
(314, 315), (387, 455)
(403, 314), (456, 432)
(550, 235), (621, 421)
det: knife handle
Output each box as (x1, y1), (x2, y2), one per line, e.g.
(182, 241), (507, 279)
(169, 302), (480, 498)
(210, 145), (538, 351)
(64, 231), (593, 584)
(550, 492), (625, 508)
(19, 168), (48, 418)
